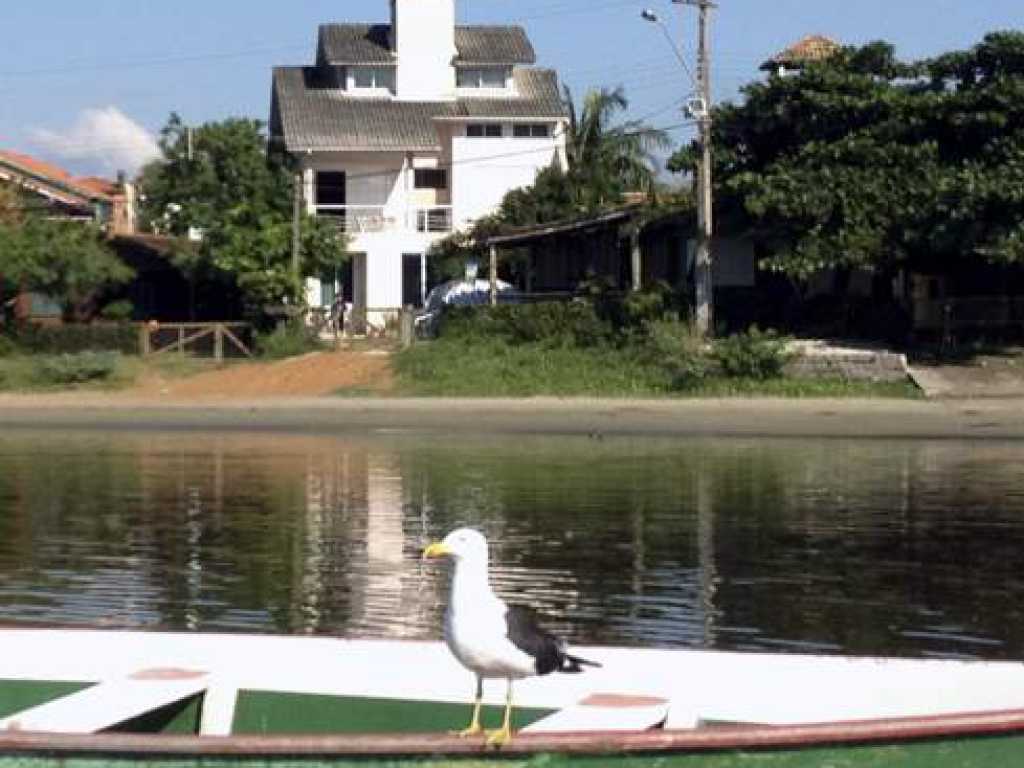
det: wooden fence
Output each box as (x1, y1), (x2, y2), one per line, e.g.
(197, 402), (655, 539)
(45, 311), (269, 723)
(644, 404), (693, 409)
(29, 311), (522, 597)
(139, 323), (253, 361)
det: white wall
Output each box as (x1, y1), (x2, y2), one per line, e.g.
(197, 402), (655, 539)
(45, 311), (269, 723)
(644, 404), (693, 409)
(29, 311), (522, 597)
(393, 0), (456, 100)
(450, 125), (564, 228)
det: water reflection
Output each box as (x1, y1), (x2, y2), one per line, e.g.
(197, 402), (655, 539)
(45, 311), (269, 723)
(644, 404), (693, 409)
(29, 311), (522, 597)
(0, 431), (1022, 660)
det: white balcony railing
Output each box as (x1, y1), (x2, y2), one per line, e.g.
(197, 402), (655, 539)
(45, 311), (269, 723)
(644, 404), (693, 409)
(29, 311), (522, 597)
(315, 205), (388, 233)
(408, 206), (454, 234)
(315, 205), (453, 235)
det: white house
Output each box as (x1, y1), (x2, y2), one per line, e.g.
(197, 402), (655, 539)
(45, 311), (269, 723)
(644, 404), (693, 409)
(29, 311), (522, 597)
(270, 0), (568, 330)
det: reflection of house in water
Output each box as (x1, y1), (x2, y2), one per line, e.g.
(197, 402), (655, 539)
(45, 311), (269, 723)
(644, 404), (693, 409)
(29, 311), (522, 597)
(297, 447), (435, 638)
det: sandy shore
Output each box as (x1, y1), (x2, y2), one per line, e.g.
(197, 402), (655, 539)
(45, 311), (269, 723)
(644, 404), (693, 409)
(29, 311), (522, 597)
(1, 393), (1023, 439)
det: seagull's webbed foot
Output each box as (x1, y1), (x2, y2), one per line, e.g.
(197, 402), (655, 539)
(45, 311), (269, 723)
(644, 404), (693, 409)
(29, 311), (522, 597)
(452, 722), (484, 738)
(485, 725), (512, 748)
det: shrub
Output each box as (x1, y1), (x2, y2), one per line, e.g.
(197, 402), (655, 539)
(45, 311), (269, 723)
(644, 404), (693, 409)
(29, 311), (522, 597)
(437, 302), (611, 348)
(33, 352), (120, 385)
(255, 322), (323, 360)
(641, 319), (712, 388)
(0, 335), (18, 358)
(712, 326), (791, 380)
(99, 300), (135, 323)
(10, 324), (138, 355)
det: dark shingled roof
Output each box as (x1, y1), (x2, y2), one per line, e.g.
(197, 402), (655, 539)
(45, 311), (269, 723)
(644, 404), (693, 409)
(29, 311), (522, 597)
(318, 23), (535, 65)
(271, 67), (566, 152)
(454, 26), (535, 65)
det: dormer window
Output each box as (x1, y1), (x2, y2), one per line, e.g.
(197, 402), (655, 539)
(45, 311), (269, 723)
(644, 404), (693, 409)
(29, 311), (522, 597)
(457, 66), (509, 89)
(350, 66), (396, 92)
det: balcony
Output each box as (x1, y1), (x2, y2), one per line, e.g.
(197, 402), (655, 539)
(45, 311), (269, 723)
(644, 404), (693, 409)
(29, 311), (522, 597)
(315, 205), (453, 235)
(315, 205), (388, 234)
(408, 206), (453, 234)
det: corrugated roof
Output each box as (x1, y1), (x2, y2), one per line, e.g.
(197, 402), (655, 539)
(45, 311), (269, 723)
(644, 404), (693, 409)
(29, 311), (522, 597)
(272, 67), (453, 151)
(318, 23), (535, 65)
(271, 67), (567, 152)
(454, 26), (535, 65)
(318, 24), (395, 65)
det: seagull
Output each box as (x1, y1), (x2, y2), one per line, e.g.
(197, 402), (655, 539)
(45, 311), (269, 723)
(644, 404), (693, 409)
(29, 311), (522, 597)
(423, 527), (600, 747)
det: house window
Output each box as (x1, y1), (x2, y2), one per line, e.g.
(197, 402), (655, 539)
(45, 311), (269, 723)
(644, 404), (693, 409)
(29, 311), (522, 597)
(513, 124), (551, 138)
(466, 124), (503, 138)
(414, 169), (448, 190)
(351, 66), (395, 91)
(457, 67), (508, 88)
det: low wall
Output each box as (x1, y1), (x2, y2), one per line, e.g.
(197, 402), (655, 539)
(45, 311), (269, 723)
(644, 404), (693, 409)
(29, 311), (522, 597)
(785, 343), (910, 383)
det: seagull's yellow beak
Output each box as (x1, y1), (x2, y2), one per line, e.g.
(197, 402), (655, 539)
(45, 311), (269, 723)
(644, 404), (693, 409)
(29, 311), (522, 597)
(423, 541), (452, 559)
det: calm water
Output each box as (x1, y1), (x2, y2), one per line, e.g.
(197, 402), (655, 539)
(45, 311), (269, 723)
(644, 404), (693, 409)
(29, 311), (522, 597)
(1, 429), (1023, 660)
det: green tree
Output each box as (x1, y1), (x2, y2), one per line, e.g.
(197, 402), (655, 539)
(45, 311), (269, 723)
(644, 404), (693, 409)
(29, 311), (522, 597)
(667, 33), (1024, 277)
(138, 114), (347, 316)
(0, 218), (134, 322)
(563, 85), (670, 209)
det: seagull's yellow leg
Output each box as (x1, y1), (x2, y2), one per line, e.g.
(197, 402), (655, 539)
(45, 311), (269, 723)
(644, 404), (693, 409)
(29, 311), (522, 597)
(486, 679), (514, 748)
(453, 675), (484, 738)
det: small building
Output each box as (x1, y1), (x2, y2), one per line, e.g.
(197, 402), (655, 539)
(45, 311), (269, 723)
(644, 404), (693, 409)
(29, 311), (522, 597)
(270, 0), (568, 332)
(761, 35), (841, 77)
(0, 151), (138, 323)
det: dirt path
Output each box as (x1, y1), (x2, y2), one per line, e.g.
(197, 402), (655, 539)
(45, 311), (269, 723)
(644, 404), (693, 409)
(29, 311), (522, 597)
(908, 349), (1024, 399)
(131, 349), (395, 398)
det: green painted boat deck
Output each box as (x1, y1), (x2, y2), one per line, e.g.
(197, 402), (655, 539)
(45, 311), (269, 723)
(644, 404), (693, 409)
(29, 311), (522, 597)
(0, 681), (92, 719)
(4, 680), (1024, 765)
(233, 690), (555, 735)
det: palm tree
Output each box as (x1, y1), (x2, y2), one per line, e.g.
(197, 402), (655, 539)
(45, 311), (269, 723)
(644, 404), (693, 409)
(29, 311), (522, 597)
(561, 85), (671, 209)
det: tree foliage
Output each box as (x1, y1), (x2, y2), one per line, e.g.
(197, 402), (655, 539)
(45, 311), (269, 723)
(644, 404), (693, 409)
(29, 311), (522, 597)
(0, 217), (134, 321)
(668, 32), (1024, 276)
(138, 114), (347, 314)
(563, 85), (671, 208)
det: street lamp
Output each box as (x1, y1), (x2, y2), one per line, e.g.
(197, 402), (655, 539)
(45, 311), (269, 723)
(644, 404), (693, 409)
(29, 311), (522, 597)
(639, 9), (698, 91)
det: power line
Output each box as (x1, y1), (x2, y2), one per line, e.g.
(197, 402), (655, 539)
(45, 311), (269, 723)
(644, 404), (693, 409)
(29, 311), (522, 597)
(0, 118), (696, 211)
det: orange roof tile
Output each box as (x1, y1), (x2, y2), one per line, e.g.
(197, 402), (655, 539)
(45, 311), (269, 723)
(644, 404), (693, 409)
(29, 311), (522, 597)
(764, 35), (841, 69)
(0, 150), (114, 201)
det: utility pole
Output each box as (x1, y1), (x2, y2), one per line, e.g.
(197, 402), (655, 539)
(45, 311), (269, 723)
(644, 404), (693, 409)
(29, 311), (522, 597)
(681, 0), (716, 336)
(292, 172), (303, 291)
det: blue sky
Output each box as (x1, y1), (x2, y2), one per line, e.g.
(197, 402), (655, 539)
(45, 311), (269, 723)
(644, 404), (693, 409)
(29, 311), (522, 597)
(1, 0), (1020, 177)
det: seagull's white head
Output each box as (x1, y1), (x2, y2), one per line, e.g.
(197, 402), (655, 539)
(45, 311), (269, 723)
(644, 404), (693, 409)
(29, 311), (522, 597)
(423, 527), (489, 565)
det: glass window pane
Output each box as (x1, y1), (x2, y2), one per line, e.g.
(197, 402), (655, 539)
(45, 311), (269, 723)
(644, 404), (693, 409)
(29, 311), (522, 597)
(531, 124), (550, 138)
(513, 125), (531, 138)
(480, 67), (506, 87)
(414, 169), (447, 189)
(485, 124), (503, 138)
(457, 68), (479, 88)
(377, 67), (395, 91)
(353, 68), (375, 88)
(467, 124), (485, 137)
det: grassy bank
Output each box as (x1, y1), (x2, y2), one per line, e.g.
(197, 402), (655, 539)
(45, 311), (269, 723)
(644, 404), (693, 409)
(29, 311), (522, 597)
(0, 352), (206, 392)
(394, 338), (921, 399)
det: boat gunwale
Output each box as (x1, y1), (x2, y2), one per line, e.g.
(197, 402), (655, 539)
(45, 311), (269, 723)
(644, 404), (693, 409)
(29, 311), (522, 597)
(3, 708), (1024, 758)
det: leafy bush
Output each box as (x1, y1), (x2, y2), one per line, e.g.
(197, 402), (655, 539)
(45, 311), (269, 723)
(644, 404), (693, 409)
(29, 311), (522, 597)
(99, 300), (135, 323)
(10, 324), (138, 355)
(437, 302), (611, 348)
(33, 352), (120, 385)
(641, 319), (712, 387)
(255, 322), (324, 359)
(712, 326), (791, 380)
(0, 335), (18, 358)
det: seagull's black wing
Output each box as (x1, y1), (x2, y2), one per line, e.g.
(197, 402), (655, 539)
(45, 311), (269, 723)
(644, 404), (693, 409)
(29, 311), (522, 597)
(505, 605), (602, 676)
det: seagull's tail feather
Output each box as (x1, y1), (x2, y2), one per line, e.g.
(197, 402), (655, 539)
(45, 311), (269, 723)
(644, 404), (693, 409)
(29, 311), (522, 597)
(560, 654), (602, 673)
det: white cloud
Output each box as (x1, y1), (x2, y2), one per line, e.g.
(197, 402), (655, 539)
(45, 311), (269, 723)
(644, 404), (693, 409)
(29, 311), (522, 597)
(31, 107), (160, 177)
